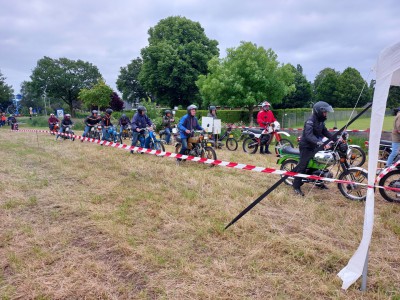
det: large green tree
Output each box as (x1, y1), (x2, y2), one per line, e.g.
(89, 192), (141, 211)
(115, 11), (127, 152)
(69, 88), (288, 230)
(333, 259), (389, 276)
(28, 57), (102, 116)
(0, 70), (14, 111)
(196, 41), (295, 124)
(277, 64), (312, 109)
(334, 67), (370, 107)
(139, 16), (219, 107)
(79, 80), (113, 110)
(313, 68), (340, 106)
(387, 86), (400, 109)
(117, 57), (149, 104)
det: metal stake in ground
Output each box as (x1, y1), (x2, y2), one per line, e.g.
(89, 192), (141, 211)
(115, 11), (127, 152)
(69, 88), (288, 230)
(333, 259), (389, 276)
(225, 103), (373, 230)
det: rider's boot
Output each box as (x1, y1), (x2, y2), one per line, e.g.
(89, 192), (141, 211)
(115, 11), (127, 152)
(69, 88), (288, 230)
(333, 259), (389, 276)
(260, 145), (265, 154)
(265, 144), (272, 154)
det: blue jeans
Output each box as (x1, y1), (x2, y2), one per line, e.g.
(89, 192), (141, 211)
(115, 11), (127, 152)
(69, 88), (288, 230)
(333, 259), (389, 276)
(179, 138), (188, 155)
(56, 126), (66, 139)
(102, 127), (110, 141)
(164, 128), (171, 144)
(131, 131), (150, 147)
(83, 125), (92, 137)
(386, 142), (400, 167)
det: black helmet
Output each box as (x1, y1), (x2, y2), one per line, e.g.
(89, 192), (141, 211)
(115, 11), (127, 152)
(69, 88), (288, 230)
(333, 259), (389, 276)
(137, 106), (147, 114)
(209, 105), (216, 113)
(313, 101), (333, 121)
(165, 110), (171, 115)
(106, 108), (113, 115)
(92, 110), (98, 115)
(187, 104), (197, 114)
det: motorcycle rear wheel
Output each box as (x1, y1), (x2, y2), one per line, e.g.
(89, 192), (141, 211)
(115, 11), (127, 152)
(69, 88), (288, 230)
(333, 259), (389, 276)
(242, 137), (258, 154)
(226, 138), (238, 151)
(280, 159), (298, 186)
(337, 168), (368, 201)
(378, 169), (400, 203)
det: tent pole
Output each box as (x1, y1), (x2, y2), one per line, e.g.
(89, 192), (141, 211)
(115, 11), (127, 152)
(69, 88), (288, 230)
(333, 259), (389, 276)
(360, 250), (369, 291)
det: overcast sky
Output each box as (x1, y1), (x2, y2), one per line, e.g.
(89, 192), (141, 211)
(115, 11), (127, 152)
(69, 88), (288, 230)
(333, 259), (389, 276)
(1, 0), (399, 95)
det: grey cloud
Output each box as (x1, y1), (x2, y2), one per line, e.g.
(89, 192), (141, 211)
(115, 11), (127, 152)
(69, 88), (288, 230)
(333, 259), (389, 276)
(0, 0), (399, 92)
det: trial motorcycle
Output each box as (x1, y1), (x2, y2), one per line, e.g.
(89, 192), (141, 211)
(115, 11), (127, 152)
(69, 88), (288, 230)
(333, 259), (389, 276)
(277, 138), (368, 201)
(175, 130), (217, 160)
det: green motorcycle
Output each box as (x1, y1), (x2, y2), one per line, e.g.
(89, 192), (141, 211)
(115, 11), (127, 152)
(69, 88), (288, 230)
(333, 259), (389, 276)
(277, 139), (368, 201)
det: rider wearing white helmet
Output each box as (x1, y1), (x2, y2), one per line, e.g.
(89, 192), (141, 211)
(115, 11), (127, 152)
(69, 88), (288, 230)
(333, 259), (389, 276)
(256, 100), (277, 154)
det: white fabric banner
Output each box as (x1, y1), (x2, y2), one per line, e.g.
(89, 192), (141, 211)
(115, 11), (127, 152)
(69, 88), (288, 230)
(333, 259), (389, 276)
(338, 42), (400, 289)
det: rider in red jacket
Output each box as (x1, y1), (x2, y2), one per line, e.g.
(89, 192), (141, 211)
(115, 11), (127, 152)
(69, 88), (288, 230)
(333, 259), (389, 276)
(256, 101), (276, 154)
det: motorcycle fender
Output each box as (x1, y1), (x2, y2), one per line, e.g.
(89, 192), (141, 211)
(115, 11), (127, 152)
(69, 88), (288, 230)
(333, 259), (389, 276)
(277, 131), (290, 137)
(277, 156), (298, 165)
(348, 144), (361, 149)
(347, 166), (368, 174)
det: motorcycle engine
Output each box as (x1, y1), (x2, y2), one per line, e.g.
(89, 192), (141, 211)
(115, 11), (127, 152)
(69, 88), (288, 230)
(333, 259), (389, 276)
(189, 148), (199, 156)
(312, 169), (333, 178)
(314, 151), (335, 166)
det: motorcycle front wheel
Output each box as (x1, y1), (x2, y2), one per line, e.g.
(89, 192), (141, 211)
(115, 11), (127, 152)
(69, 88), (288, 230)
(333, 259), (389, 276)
(347, 146), (366, 167)
(153, 141), (165, 152)
(337, 168), (368, 201)
(378, 169), (400, 203)
(226, 138), (238, 151)
(280, 159), (298, 186)
(201, 146), (217, 160)
(242, 137), (258, 154)
(275, 138), (294, 155)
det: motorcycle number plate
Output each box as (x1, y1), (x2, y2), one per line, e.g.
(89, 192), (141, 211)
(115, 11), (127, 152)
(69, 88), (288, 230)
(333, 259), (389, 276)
(229, 134), (233, 138)
(207, 143), (212, 147)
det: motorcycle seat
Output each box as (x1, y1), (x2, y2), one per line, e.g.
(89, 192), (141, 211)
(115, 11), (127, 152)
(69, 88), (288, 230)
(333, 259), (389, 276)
(380, 140), (392, 146)
(246, 128), (263, 134)
(281, 146), (300, 155)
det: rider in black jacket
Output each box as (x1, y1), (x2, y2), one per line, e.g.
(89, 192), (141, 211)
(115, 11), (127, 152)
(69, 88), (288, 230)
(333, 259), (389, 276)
(293, 101), (334, 196)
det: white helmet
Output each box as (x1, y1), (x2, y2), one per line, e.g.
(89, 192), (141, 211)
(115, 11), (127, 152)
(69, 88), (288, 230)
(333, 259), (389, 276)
(262, 101), (270, 110)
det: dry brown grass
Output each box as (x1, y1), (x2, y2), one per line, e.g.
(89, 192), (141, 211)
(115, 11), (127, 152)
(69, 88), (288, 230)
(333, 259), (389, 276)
(0, 129), (399, 299)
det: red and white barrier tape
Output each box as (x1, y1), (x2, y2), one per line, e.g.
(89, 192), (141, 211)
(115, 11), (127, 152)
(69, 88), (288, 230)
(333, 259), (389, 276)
(227, 125), (391, 133)
(11, 128), (400, 193)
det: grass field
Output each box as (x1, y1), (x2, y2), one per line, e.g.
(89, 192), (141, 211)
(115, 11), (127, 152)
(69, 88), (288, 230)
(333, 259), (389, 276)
(324, 116), (394, 131)
(0, 128), (399, 299)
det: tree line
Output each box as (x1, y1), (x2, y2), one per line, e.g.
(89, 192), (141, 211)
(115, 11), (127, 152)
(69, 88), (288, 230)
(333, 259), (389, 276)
(1, 15), (400, 117)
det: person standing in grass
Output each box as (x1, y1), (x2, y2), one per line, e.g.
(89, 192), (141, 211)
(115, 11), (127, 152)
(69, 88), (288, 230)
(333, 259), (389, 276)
(207, 105), (217, 119)
(385, 107), (400, 167)
(257, 101), (276, 154)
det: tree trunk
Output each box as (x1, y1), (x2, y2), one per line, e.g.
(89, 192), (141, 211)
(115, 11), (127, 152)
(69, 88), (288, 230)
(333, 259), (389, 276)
(69, 101), (75, 117)
(249, 106), (254, 126)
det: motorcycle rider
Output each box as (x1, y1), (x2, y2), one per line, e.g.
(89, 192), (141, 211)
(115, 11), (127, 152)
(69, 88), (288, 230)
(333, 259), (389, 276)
(257, 101), (276, 154)
(48, 113), (60, 132)
(130, 106), (153, 153)
(292, 101), (334, 196)
(119, 113), (131, 135)
(177, 104), (204, 161)
(56, 114), (74, 140)
(82, 110), (101, 138)
(9, 114), (17, 130)
(161, 110), (175, 144)
(385, 107), (400, 167)
(207, 105), (218, 119)
(101, 109), (114, 141)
